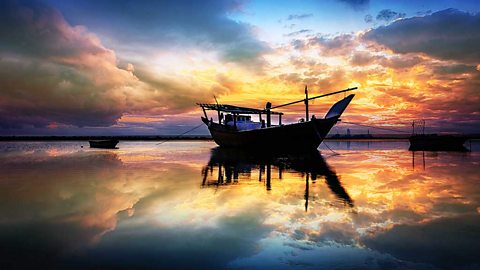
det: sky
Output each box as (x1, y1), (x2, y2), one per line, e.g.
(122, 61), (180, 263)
(0, 0), (479, 135)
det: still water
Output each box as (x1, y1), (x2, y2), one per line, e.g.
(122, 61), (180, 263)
(0, 140), (479, 270)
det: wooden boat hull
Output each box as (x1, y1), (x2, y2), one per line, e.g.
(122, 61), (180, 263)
(409, 135), (468, 151)
(200, 93), (354, 151)
(89, 140), (119, 149)
(203, 116), (339, 151)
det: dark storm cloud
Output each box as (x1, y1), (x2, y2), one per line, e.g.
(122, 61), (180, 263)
(363, 9), (480, 63)
(48, 0), (270, 65)
(337, 0), (369, 11)
(431, 63), (476, 75)
(375, 9), (406, 22)
(0, 0), (136, 128)
(0, 0), (234, 129)
(0, 1), (109, 61)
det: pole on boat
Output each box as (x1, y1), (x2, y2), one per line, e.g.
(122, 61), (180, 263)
(271, 87), (357, 109)
(266, 102), (272, 127)
(304, 85), (309, 121)
(213, 95), (221, 124)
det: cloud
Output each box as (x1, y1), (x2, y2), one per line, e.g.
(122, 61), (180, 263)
(0, 0), (142, 128)
(130, 65), (232, 114)
(431, 63), (476, 76)
(295, 34), (358, 56)
(337, 0), (369, 11)
(377, 55), (424, 69)
(364, 14), (373, 23)
(0, 0), (237, 129)
(416, 10), (432, 16)
(363, 9), (480, 63)
(375, 9), (406, 22)
(350, 51), (424, 68)
(286, 22), (479, 133)
(284, 29), (312, 37)
(286, 13), (313, 20)
(50, 0), (270, 66)
(350, 51), (375, 66)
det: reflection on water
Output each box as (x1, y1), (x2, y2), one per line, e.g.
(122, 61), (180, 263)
(202, 148), (354, 210)
(0, 140), (479, 270)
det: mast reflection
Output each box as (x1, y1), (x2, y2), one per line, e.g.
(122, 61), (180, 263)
(201, 147), (354, 210)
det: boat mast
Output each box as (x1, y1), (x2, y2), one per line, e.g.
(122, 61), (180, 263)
(304, 85), (309, 121)
(265, 102), (272, 127)
(271, 87), (357, 109)
(214, 95), (221, 124)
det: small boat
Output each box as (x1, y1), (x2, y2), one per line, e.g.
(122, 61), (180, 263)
(89, 139), (119, 149)
(408, 121), (468, 151)
(198, 86), (356, 151)
(409, 134), (468, 151)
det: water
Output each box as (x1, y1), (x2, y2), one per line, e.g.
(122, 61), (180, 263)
(0, 140), (479, 270)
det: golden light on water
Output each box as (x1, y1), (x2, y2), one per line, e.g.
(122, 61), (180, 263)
(1, 141), (479, 268)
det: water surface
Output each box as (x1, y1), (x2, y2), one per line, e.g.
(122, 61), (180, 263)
(0, 140), (479, 270)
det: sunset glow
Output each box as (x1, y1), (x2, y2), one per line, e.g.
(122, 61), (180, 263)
(0, 0), (479, 135)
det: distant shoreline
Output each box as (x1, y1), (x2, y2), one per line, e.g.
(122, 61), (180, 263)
(1, 135), (478, 141)
(0, 136), (213, 141)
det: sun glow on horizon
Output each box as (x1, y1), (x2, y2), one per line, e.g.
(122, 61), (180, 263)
(0, 1), (478, 135)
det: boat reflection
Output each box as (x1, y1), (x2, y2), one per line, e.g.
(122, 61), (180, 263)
(201, 147), (354, 210)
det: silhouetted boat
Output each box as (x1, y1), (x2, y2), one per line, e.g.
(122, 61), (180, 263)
(408, 120), (468, 151)
(409, 135), (468, 151)
(89, 139), (119, 149)
(198, 87), (356, 151)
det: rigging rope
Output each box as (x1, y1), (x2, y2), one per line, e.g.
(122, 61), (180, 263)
(341, 121), (411, 134)
(156, 123), (205, 145)
(321, 141), (339, 156)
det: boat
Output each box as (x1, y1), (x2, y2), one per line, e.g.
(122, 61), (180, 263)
(198, 86), (356, 151)
(88, 139), (119, 149)
(409, 134), (468, 151)
(408, 121), (468, 151)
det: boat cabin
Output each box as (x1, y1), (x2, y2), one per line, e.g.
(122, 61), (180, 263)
(197, 103), (283, 131)
(197, 86), (357, 133)
(224, 114), (263, 131)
